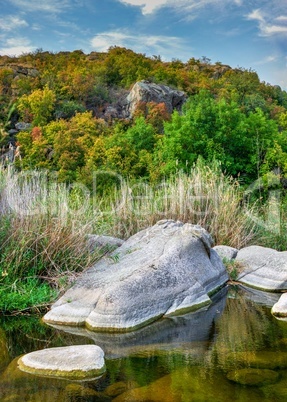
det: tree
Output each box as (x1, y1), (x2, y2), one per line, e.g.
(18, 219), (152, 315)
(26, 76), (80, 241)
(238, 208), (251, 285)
(17, 86), (56, 126)
(156, 91), (280, 182)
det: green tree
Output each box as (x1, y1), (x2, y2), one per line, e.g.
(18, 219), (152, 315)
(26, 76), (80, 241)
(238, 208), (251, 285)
(156, 91), (280, 182)
(17, 86), (56, 126)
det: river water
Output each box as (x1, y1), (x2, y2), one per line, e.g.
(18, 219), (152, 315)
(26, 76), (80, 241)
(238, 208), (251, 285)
(1, 285), (287, 401)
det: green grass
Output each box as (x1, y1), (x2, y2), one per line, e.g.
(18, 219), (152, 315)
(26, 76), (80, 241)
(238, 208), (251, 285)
(0, 278), (56, 313)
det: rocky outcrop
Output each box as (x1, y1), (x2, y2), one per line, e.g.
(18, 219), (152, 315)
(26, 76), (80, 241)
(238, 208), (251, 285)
(0, 64), (39, 78)
(15, 122), (32, 131)
(43, 220), (228, 332)
(236, 246), (287, 291)
(125, 80), (187, 117)
(18, 345), (105, 380)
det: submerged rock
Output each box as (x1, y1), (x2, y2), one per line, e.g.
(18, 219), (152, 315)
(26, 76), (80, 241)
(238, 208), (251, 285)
(105, 381), (138, 397)
(227, 368), (279, 386)
(113, 367), (261, 402)
(43, 220), (228, 332)
(17, 345), (105, 380)
(236, 245), (287, 291)
(229, 351), (287, 370)
(64, 383), (109, 400)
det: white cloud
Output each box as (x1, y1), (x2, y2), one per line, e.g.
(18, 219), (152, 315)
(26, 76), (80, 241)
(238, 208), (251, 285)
(117, 0), (169, 15)
(263, 25), (287, 35)
(0, 37), (34, 56)
(8, 0), (71, 13)
(117, 0), (243, 15)
(90, 30), (189, 60)
(0, 15), (28, 31)
(5, 37), (29, 46)
(246, 9), (265, 23)
(246, 8), (287, 37)
(275, 16), (287, 22)
(253, 55), (277, 65)
(31, 24), (42, 31)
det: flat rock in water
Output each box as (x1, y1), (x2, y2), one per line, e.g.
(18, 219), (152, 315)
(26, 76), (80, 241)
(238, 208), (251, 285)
(43, 220), (228, 332)
(236, 245), (287, 291)
(272, 293), (287, 318)
(17, 345), (105, 380)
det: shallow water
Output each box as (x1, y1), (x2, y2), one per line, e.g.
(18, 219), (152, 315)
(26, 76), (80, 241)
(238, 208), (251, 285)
(1, 285), (287, 402)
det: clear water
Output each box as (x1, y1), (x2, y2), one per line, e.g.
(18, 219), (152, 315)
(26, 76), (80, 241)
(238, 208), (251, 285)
(1, 285), (287, 402)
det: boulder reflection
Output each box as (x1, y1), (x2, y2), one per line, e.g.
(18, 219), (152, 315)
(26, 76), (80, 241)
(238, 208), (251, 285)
(206, 285), (281, 372)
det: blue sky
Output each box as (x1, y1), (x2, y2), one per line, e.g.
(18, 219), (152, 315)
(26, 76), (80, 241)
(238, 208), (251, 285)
(0, 0), (286, 89)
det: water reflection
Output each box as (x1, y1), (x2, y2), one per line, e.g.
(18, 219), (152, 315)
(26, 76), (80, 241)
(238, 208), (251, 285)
(1, 286), (287, 402)
(206, 286), (280, 373)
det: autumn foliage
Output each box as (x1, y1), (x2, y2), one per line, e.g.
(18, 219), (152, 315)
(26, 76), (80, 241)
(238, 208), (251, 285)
(0, 47), (286, 186)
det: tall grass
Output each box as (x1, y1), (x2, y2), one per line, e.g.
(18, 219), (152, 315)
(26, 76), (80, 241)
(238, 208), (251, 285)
(0, 167), (105, 312)
(94, 160), (256, 248)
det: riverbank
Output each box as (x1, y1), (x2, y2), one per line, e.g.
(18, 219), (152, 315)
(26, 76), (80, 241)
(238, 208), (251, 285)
(0, 160), (286, 314)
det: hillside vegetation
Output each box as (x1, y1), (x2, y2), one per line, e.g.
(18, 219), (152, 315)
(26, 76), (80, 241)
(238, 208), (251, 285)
(0, 47), (287, 184)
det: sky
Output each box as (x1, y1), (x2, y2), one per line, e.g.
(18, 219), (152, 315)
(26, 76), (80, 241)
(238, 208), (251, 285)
(0, 0), (286, 89)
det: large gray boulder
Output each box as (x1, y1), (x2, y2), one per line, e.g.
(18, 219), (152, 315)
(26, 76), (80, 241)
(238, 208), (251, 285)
(236, 245), (287, 291)
(126, 80), (187, 117)
(46, 287), (228, 359)
(43, 220), (228, 332)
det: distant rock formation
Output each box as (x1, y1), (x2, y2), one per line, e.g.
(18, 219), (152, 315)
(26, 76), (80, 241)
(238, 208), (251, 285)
(0, 64), (39, 79)
(43, 220), (228, 332)
(125, 80), (187, 117)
